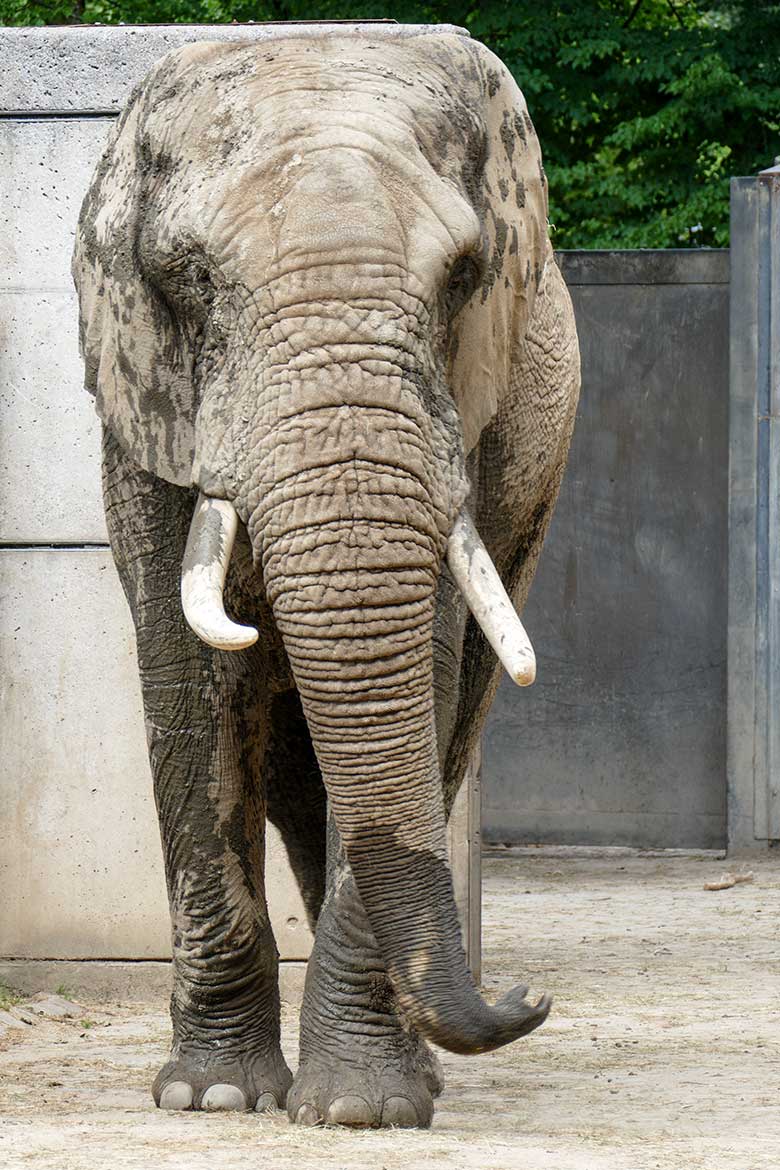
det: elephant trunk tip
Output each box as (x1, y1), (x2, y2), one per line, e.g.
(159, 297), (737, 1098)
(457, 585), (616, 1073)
(398, 975), (552, 1056)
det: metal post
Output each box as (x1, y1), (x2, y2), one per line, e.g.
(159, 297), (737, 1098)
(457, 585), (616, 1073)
(728, 166), (780, 851)
(466, 744), (482, 984)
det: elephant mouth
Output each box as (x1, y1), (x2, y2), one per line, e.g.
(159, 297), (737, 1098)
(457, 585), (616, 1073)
(180, 491), (536, 688)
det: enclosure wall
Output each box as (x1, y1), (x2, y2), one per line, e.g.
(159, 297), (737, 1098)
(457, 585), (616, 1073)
(483, 250), (730, 850)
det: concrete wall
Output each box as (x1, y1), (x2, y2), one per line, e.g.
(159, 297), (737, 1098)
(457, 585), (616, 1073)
(0, 24), (475, 970)
(483, 250), (730, 850)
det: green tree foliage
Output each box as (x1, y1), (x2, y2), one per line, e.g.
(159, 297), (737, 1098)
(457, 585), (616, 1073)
(4, 0), (779, 247)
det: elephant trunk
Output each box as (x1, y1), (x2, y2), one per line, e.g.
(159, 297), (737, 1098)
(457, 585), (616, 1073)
(211, 395), (548, 1055)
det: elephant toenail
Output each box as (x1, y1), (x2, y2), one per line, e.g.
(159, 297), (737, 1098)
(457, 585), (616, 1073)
(325, 1095), (374, 1127)
(295, 1103), (321, 1127)
(382, 1096), (420, 1128)
(254, 1091), (278, 1113)
(201, 1084), (247, 1111)
(159, 1081), (193, 1110)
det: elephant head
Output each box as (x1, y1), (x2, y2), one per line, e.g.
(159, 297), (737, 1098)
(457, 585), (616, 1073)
(73, 28), (554, 1055)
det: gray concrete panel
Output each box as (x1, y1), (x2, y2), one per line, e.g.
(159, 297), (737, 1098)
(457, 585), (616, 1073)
(483, 253), (729, 849)
(0, 291), (106, 544)
(0, 549), (313, 961)
(0, 119), (113, 292)
(0, 24), (467, 114)
(0, 119), (118, 543)
(559, 248), (729, 286)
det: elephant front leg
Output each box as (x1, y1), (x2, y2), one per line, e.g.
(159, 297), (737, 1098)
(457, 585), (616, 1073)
(147, 665), (292, 1114)
(102, 429), (291, 1113)
(288, 820), (444, 1129)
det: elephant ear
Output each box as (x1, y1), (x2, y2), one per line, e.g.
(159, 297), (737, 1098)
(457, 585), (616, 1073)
(448, 49), (550, 455)
(72, 69), (197, 487)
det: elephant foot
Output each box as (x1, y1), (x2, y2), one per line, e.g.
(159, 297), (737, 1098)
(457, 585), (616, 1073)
(288, 1033), (443, 1129)
(153, 1045), (293, 1112)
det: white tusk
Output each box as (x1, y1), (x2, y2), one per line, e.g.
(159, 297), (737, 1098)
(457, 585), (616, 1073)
(181, 493), (259, 651)
(446, 510), (536, 687)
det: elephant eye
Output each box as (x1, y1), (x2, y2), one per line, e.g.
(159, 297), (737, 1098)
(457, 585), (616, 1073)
(193, 262), (212, 287)
(155, 255), (215, 322)
(185, 260), (213, 298)
(444, 255), (482, 319)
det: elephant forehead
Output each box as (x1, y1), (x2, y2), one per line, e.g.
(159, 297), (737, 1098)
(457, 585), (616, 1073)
(141, 137), (482, 307)
(148, 35), (483, 127)
(139, 35), (489, 195)
(127, 36), (503, 293)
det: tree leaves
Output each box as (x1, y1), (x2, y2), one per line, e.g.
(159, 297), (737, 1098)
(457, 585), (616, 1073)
(5, 0), (779, 247)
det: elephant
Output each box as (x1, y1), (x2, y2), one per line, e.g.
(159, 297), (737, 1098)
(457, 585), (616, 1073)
(72, 23), (580, 1130)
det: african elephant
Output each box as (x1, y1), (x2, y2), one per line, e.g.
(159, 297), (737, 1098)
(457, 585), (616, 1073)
(72, 23), (579, 1129)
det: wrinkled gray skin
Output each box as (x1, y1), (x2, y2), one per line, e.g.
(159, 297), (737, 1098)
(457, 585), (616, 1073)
(73, 26), (579, 1129)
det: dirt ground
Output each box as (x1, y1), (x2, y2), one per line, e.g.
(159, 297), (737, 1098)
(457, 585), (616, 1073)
(1, 851), (777, 1170)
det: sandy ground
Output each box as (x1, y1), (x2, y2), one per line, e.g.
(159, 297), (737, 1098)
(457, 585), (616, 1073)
(1, 850), (778, 1170)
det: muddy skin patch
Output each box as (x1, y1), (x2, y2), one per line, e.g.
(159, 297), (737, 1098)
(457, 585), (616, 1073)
(513, 110), (527, 148)
(73, 81), (145, 273)
(494, 217), (509, 258)
(181, 497), (225, 575)
(499, 109), (516, 161)
(486, 68), (502, 98)
(480, 211), (509, 302)
(459, 126), (488, 213)
(516, 177), (526, 208)
(342, 824), (550, 1056)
